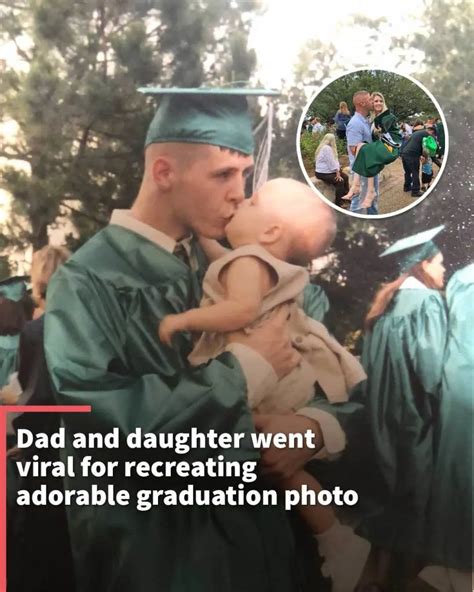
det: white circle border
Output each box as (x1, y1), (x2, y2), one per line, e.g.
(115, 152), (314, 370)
(295, 67), (450, 220)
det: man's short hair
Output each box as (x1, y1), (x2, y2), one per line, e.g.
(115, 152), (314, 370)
(352, 90), (369, 103)
(219, 147), (250, 157)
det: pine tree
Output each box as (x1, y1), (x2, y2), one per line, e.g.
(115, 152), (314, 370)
(0, 0), (258, 252)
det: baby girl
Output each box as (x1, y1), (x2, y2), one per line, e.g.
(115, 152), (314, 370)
(160, 178), (370, 592)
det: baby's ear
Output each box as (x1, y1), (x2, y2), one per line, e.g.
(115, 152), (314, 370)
(260, 223), (283, 245)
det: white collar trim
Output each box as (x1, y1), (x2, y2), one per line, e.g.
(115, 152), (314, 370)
(399, 276), (428, 290)
(109, 209), (192, 258)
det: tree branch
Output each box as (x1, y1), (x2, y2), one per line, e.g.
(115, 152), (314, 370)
(59, 201), (107, 225)
(0, 1), (27, 8)
(11, 36), (32, 63)
(0, 148), (30, 160)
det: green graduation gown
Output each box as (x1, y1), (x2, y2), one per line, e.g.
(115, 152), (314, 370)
(352, 110), (403, 178)
(1, 276), (28, 386)
(302, 283), (329, 324)
(0, 333), (19, 387)
(424, 264), (474, 570)
(44, 224), (366, 592)
(359, 285), (447, 555)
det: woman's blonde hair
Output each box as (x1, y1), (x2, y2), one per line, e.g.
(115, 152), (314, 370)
(30, 245), (70, 306)
(315, 133), (338, 162)
(338, 101), (350, 115)
(370, 92), (388, 120)
(364, 259), (441, 331)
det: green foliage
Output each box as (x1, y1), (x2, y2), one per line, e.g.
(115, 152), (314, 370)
(0, 256), (10, 280)
(273, 2), (472, 343)
(393, 0), (474, 116)
(299, 132), (319, 172)
(307, 69), (440, 122)
(0, 0), (471, 345)
(0, 0), (258, 251)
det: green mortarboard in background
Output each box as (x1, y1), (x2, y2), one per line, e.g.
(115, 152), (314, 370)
(138, 87), (279, 155)
(0, 276), (28, 302)
(380, 225), (444, 272)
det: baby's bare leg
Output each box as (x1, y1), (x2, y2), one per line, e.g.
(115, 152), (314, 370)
(341, 173), (361, 200)
(360, 176), (377, 208)
(342, 143), (365, 200)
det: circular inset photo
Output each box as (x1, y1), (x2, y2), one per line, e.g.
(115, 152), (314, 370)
(297, 69), (448, 218)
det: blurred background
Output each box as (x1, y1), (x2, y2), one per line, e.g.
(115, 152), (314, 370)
(0, 0), (472, 345)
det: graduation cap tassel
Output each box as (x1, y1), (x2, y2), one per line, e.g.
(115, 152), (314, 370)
(252, 101), (274, 191)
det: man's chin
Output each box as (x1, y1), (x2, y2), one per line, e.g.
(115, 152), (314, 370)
(197, 228), (226, 240)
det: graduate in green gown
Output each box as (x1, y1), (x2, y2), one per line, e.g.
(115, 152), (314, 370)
(0, 276), (29, 388)
(351, 109), (402, 179)
(44, 87), (368, 592)
(419, 263), (474, 590)
(359, 226), (448, 563)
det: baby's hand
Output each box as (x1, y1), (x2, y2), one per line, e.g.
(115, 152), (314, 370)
(159, 314), (185, 347)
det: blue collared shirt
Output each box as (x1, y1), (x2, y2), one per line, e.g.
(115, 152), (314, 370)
(346, 112), (372, 167)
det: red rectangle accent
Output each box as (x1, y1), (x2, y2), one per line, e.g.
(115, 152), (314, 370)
(0, 405), (91, 592)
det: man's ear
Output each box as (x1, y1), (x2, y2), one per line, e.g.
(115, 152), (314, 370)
(259, 223), (283, 245)
(151, 156), (174, 191)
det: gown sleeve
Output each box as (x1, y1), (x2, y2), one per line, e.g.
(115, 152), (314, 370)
(423, 267), (474, 570)
(377, 111), (398, 134)
(302, 283), (330, 324)
(446, 266), (474, 360)
(352, 110), (402, 177)
(44, 264), (257, 466)
(408, 292), (448, 395)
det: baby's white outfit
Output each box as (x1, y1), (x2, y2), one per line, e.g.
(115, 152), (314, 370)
(189, 245), (366, 411)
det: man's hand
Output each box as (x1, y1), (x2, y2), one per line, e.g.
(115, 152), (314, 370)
(7, 446), (22, 460)
(253, 413), (323, 480)
(159, 314), (185, 346)
(0, 384), (20, 405)
(335, 170), (343, 182)
(226, 304), (301, 379)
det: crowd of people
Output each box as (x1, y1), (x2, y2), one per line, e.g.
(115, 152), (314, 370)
(303, 93), (446, 214)
(0, 87), (470, 592)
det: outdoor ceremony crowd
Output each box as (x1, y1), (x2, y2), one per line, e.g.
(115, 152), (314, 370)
(302, 90), (445, 214)
(0, 87), (471, 592)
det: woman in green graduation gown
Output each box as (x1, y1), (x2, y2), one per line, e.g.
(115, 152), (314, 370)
(359, 226), (448, 567)
(419, 263), (474, 591)
(352, 92), (403, 179)
(0, 277), (30, 388)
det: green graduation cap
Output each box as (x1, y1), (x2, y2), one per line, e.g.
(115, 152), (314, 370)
(0, 276), (28, 302)
(380, 225), (444, 272)
(138, 86), (279, 155)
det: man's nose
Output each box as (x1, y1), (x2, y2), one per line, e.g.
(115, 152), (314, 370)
(227, 176), (246, 205)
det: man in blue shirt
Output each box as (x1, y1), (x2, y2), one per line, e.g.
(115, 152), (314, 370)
(346, 91), (379, 215)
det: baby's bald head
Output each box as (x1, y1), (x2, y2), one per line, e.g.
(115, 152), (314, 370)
(257, 178), (336, 265)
